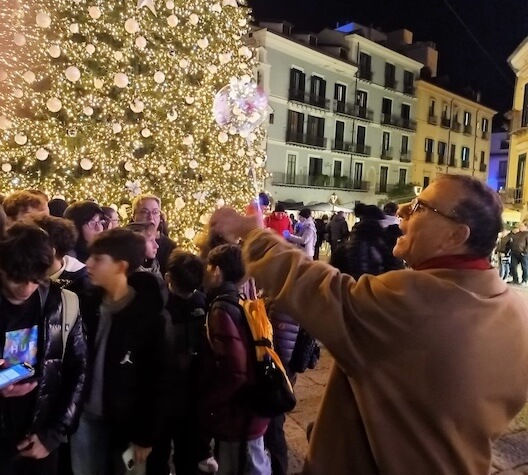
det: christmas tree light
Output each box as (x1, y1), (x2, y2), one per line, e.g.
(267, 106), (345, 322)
(0, 0), (267, 245)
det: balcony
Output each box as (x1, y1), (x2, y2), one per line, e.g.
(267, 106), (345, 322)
(499, 187), (523, 205)
(333, 101), (374, 121)
(358, 68), (373, 81)
(449, 156), (457, 167)
(375, 183), (397, 194)
(288, 89), (330, 110)
(403, 84), (415, 96)
(441, 116), (451, 128)
(399, 118), (417, 131)
(381, 147), (394, 160)
(451, 121), (461, 132)
(350, 143), (371, 155)
(463, 124), (472, 135)
(427, 115), (438, 125)
(286, 131), (327, 149)
(400, 151), (412, 162)
(482, 131), (489, 140)
(479, 162), (487, 172)
(437, 154), (447, 165)
(425, 151), (434, 163)
(271, 172), (369, 191)
(331, 140), (354, 153)
(385, 77), (398, 90)
(461, 159), (470, 169)
(381, 113), (399, 127)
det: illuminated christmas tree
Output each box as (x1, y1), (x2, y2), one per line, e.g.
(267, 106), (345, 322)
(0, 0), (266, 243)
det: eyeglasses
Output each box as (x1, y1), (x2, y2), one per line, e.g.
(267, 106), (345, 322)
(136, 208), (161, 218)
(409, 198), (460, 223)
(85, 219), (104, 229)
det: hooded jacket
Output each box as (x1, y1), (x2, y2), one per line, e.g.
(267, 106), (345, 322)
(265, 212), (293, 237)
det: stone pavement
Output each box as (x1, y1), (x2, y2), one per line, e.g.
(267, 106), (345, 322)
(284, 285), (528, 474)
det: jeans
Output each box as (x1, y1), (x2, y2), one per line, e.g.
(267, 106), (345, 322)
(263, 413), (287, 475)
(0, 439), (58, 475)
(499, 254), (511, 280)
(216, 436), (271, 475)
(71, 413), (145, 475)
(510, 252), (528, 283)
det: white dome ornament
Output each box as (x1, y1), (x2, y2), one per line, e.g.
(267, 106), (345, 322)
(23, 71), (36, 84)
(70, 23), (79, 33)
(124, 161), (134, 172)
(112, 122), (122, 134)
(197, 38), (209, 50)
(36, 148), (49, 161)
(167, 108), (178, 122)
(184, 228), (196, 240)
(182, 135), (194, 146)
(189, 14), (199, 25)
(48, 45), (61, 58)
(86, 44), (96, 55)
(13, 89), (23, 98)
(36, 12), (52, 28)
(153, 71), (166, 84)
(124, 18), (140, 34)
(65, 66), (81, 82)
(80, 158), (93, 170)
(47, 97), (62, 112)
(83, 106), (94, 116)
(141, 128), (151, 138)
(211, 3), (222, 13)
(13, 33), (26, 46)
(14, 134), (27, 145)
(0, 116), (12, 130)
(94, 78), (104, 89)
(174, 197), (185, 210)
(88, 6), (102, 19)
(130, 99), (145, 113)
(1, 163), (12, 173)
(167, 15), (179, 27)
(114, 72), (129, 88)
(136, 36), (147, 49)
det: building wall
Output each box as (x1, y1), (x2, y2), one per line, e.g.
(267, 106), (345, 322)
(488, 132), (509, 192)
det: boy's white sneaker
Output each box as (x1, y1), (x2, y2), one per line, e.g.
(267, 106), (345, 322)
(198, 456), (219, 473)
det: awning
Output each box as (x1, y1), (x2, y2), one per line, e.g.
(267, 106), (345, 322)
(502, 208), (522, 222)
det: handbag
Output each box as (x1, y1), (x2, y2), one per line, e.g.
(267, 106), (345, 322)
(289, 327), (320, 373)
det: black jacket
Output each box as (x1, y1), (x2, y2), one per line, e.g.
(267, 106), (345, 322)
(80, 271), (169, 448)
(0, 281), (88, 452)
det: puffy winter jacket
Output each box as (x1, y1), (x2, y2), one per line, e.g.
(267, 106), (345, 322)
(265, 212), (293, 237)
(267, 306), (299, 377)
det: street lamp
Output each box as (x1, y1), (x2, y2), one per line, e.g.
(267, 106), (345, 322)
(413, 186), (422, 197)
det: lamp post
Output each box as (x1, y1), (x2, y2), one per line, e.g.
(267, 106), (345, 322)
(413, 186), (422, 197)
(329, 192), (338, 212)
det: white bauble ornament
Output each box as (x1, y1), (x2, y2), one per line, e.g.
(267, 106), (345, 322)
(218, 132), (228, 143)
(65, 66), (81, 82)
(13, 88), (23, 98)
(47, 97), (62, 112)
(166, 0), (174, 8)
(189, 13), (199, 25)
(241, 74), (251, 84)
(14, 134), (27, 145)
(114, 51), (124, 61)
(216, 198), (225, 208)
(112, 123), (122, 134)
(124, 18), (139, 34)
(23, 71), (36, 84)
(211, 3), (222, 12)
(48, 45), (61, 58)
(238, 18), (247, 27)
(184, 228), (195, 240)
(222, 163), (231, 171)
(237, 148), (245, 157)
(124, 161), (134, 172)
(88, 6), (102, 19)
(197, 38), (209, 49)
(219, 53), (231, 64)
(207, 65), (218, 74)
(182, 135), (194, 146)
(130, 99), (145, 113)
(167, 109), (177, 121)
(185, 96), (195, 104)
(141, 128), (151, 138)
(189, 159), (198, 169)
(13, 33), (26, 46)
(178, 59), (189, 69)
(114, 72), (129, 88)
(0, 70), (7, 81)
(94, 78), (104, 89)
(83, 106), (94, 116)
(238, 46), (251, 58)
(86, 44), (96, 54)
(1, 163), (12, 172)
(69, 23), (79, 33)
(0, 116), (12, 130)
(228, 126), (237, 135)
(153, 71), (165, 84)
(135, 36), (147, 49)
(36, 12), (52, 28)
(36, 148), (49, 161)
(167, 15), (179, 27)
(174, 197), (185, 210)
(222, 0), (238, 6)
(199, 214), (210, 225)
(158, 164), (167, 173)
(80, 158), (93, 170)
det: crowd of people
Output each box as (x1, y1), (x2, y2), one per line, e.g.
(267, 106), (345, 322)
(0, 174), (527, 475)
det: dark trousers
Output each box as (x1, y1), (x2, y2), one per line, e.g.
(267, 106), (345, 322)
(263, 413), (288, 475)
(0, 441), (58, 475)
(510, 252), (528, 283)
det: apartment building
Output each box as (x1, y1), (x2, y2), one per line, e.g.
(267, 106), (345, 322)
(488, 131), (509, 193)
(413, 79), (495, 188)
(250, 21), (426, 207)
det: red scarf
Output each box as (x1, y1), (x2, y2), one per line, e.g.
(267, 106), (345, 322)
(413, 255), (492, 271)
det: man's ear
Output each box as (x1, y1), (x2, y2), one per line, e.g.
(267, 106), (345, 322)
(449, 223), (471, 249)
(117, 259), (129, 275)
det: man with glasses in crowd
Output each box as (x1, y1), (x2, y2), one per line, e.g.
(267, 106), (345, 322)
(131, 194), (176, 275)
(209, 174), (528, 475)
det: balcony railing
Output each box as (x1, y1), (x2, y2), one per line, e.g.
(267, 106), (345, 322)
(375, 183), (397, 194)
(333, 101), (374, 121)
(399, 118), (417, 131)
(385, 77), (398, 89)
(403, 84), (415, 96)
(499, 187), (523, 205)
(479, 162), (487, 172)
(381, 113), (399, 127)
(463, 124), (472, 135)
(400, 151), (411, 162)
(331, 140), (354, 153)
(271, 172), (369, 191)
(438, 154), (447, 165)
(350, 143), (371, 155)
(461, 159), (470, 169)
(428, 115), (438, 125)
(441, 116), (451, 128)
(425, 151), (434, 163)
(286, 131), (327, 149)
(358, 68), (373, 81)
(449, 156), (457, 167)
(451, 121), (461, 132)
(381, 147), (394, 160)
(288, 89), (330, 110)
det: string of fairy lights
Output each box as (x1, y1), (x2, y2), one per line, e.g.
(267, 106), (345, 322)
(0, 0), (267, 245)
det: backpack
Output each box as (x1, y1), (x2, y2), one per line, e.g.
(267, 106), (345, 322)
(61, 289), (79, 358)
(209, 294), (296, 418)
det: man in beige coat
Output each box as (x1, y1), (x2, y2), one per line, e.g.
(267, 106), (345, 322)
(210, 174), (528, 475)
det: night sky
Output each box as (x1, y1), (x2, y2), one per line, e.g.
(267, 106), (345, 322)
(248, 0), (528, 120)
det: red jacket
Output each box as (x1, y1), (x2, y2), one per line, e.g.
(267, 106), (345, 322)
(265, 212), (293, 236)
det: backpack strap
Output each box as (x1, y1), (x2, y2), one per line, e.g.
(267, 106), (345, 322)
(61, 289), (79, 359)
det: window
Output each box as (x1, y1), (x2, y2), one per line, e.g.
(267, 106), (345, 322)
(442, 103), (450, 119)
(429, 99), (436, 117)
(425, 138), (434, 162)
(438, 141), (447, 163)
(334, 120), (345, 149)
(516, 153), (526, 188)
(379, 166), (389, 193)
(310, 75), (326, 98)
(399, 168), (407, 185)
(269, 113), (274, 124)
(308, 35), (317, 46)
(309, 157), (323, 177)
(401, 135), (409, 154)
(382, 131), (390, 151)
(480, 151), (485, 163)
(382, 98), (392, 115)
(334, 83), (346, 103)
(463, 111), (472, 126)
(385, 63), (396, 88)
(257, 70), (262, 86)
(482, 117), (489, 132)
(334, 160), (342, 178)
(287, 110), (304, 135)
(356, 125), (366, 149)
(286, 154), (296, 184)
(354, 162), (363, 187)
(450, 144), (456, 166)
(359, 52), (372, 79)
(522, 85), (528, 127)
(401, 103), (411, 120)
(403, 70), (414, 94)
(423, 176), (430, 188)
(307, 115), (324, 138)
(356, 90), (368, 108)
(498, 160), (507, 179)
(289, 68), (305, 93)
(461, 146), (470, 167)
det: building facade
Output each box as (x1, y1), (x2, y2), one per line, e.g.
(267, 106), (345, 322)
(251, 21), (425, 208)
(488, 131), (509, 193)
(413, 80), (495, 188)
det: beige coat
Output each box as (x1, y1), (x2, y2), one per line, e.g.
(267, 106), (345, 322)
(243, 229), (528, 475)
